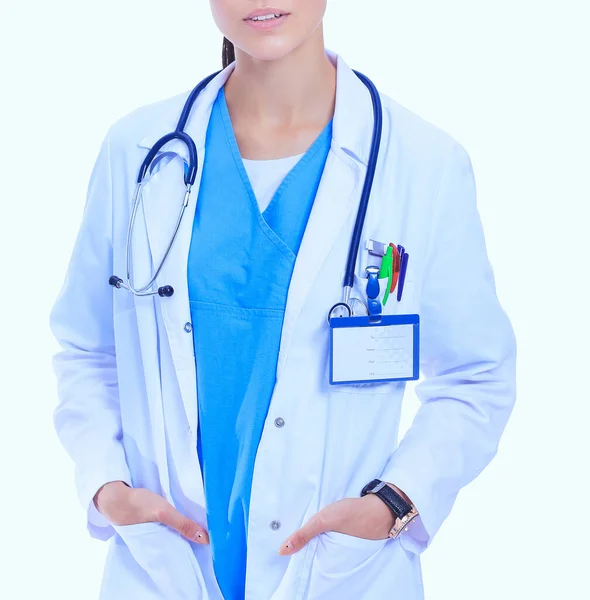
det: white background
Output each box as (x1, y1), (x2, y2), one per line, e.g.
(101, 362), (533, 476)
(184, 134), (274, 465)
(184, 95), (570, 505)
(1, 0), (589, 598)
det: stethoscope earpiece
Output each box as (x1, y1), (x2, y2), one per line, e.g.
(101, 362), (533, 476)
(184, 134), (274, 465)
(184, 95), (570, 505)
(109, 275), (123, 289)
(158, 286), (174, 297)
(109, 275), (174, 298)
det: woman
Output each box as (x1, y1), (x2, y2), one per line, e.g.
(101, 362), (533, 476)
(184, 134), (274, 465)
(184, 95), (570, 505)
(50, 1), (517, 599)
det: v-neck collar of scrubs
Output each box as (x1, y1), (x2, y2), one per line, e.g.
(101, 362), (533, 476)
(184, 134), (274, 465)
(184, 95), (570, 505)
(217, 84), (334, 226)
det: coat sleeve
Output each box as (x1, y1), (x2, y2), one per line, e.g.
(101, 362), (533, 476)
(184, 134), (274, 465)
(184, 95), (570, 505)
(49, 130), (132, 541)
(379, 142), (517, 554)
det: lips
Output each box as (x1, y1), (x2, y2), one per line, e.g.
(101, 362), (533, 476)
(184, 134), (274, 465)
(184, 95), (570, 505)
(247, 14), (284, 21)
(243, 12), (290, 30)
(244, 7), (289, 21)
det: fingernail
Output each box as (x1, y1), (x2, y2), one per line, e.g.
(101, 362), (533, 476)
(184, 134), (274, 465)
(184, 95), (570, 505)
(278, 540), (293, 555)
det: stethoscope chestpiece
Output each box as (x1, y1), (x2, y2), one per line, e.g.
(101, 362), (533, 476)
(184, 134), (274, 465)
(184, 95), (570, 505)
(326, 298), (370, 324)
(327, 302), (352, 323)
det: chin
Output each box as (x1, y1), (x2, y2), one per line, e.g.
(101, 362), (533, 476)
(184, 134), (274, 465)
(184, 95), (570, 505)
(236, 36), (307, 63)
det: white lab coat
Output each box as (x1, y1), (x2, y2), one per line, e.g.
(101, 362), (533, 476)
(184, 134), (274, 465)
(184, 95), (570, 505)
(50, 48), (517, 599)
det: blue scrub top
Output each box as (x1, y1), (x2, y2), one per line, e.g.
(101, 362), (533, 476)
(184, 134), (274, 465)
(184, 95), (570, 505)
(187, 85), (333, 600)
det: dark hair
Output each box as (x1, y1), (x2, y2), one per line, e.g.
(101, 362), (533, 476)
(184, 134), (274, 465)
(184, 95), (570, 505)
(222, 37), (236, 68)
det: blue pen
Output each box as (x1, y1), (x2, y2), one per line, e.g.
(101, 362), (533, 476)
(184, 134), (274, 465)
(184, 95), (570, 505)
(397, 244), (405, 259)
(397, 252), (409, 301)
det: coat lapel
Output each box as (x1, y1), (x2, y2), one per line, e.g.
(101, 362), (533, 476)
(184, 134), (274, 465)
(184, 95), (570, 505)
(135, 65), (235, 435)
(275, 148), (360, 377)
(275, 49), (376, 378)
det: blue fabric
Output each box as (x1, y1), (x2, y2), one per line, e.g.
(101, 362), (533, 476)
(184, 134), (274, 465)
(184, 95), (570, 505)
(187, 85), (332, 600)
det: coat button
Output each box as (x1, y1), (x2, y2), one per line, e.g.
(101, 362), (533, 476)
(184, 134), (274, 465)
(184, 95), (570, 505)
(270, 520), (281, 531)
(274, 417), (285, 428)
(184, 322), (193, 333)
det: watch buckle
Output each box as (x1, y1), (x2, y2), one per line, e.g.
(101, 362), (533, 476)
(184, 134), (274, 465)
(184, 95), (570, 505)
(388, 507), (419, 539)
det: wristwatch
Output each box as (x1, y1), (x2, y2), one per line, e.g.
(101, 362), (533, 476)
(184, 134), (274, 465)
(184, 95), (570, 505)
(361, 478), (419, 539)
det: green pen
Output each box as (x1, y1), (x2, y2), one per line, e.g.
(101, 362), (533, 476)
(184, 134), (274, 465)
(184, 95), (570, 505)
(378, 245), (394, 305)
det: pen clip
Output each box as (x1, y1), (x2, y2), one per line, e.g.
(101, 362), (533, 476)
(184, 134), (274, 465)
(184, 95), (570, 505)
(397, 252), (409, 302)
(366, 239), (389, 257)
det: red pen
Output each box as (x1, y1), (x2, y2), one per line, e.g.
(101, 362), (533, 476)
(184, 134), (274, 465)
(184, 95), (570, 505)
(389, 243), (401, 294)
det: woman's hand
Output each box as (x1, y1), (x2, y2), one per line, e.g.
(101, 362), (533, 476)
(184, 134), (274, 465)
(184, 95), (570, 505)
(93, 481), (210, 544)
(277, 492), (395, 556)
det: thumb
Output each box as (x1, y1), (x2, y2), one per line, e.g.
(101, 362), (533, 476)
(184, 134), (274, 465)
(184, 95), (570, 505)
(157, 504), (210, 544)
(278, 513), (327, 556)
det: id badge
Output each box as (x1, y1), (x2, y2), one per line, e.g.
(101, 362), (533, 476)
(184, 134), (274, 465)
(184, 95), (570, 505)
(329, 314), (420, 385)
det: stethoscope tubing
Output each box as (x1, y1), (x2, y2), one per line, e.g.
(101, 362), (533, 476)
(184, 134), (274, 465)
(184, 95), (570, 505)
(327, 71), (383, 321)
(111, 67), (383, 302)
(342, 70), (383, 291)
(122, 182), (192, 296)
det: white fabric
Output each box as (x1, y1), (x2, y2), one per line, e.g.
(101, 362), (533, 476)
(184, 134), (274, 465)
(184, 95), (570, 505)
(49, 48), (516, 600)
(243, 153), (305, 213)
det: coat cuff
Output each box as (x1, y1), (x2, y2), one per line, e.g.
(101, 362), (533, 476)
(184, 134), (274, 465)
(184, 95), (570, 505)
(75, 461), (132, 541)
(381, 466), (433, 554)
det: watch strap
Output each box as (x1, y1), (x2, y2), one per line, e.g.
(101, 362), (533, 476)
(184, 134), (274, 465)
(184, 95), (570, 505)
(361, 478), (412, 518)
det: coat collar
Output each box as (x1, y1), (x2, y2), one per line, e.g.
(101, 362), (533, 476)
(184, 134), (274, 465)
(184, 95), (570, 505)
(136, 48), (375, 167)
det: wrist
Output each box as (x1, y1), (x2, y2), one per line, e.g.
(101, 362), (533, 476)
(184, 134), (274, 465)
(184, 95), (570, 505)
(360, 478), (419, 539)
(94, 480), (130, 509)
(363, 489), (396, 522)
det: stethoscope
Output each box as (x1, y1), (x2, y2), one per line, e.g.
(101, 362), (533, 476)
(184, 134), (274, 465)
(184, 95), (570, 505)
(109, 68), (383, 316)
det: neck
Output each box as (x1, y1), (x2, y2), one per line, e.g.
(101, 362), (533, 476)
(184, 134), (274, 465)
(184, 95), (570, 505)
(223, 32), (336, 129)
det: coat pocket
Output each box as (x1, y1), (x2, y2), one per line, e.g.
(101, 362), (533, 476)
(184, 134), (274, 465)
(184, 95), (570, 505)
(305, 532), (420, 599)
(329, 271), (416, 394)
(356, 270), (417, 316)
(305, 531), (390, 598)
(111, 522), (206, 599)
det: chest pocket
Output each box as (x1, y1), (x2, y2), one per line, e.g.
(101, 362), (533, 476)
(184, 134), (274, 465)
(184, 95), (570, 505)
(329, 268), (418, 395)
(371, 268), (417, 316)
